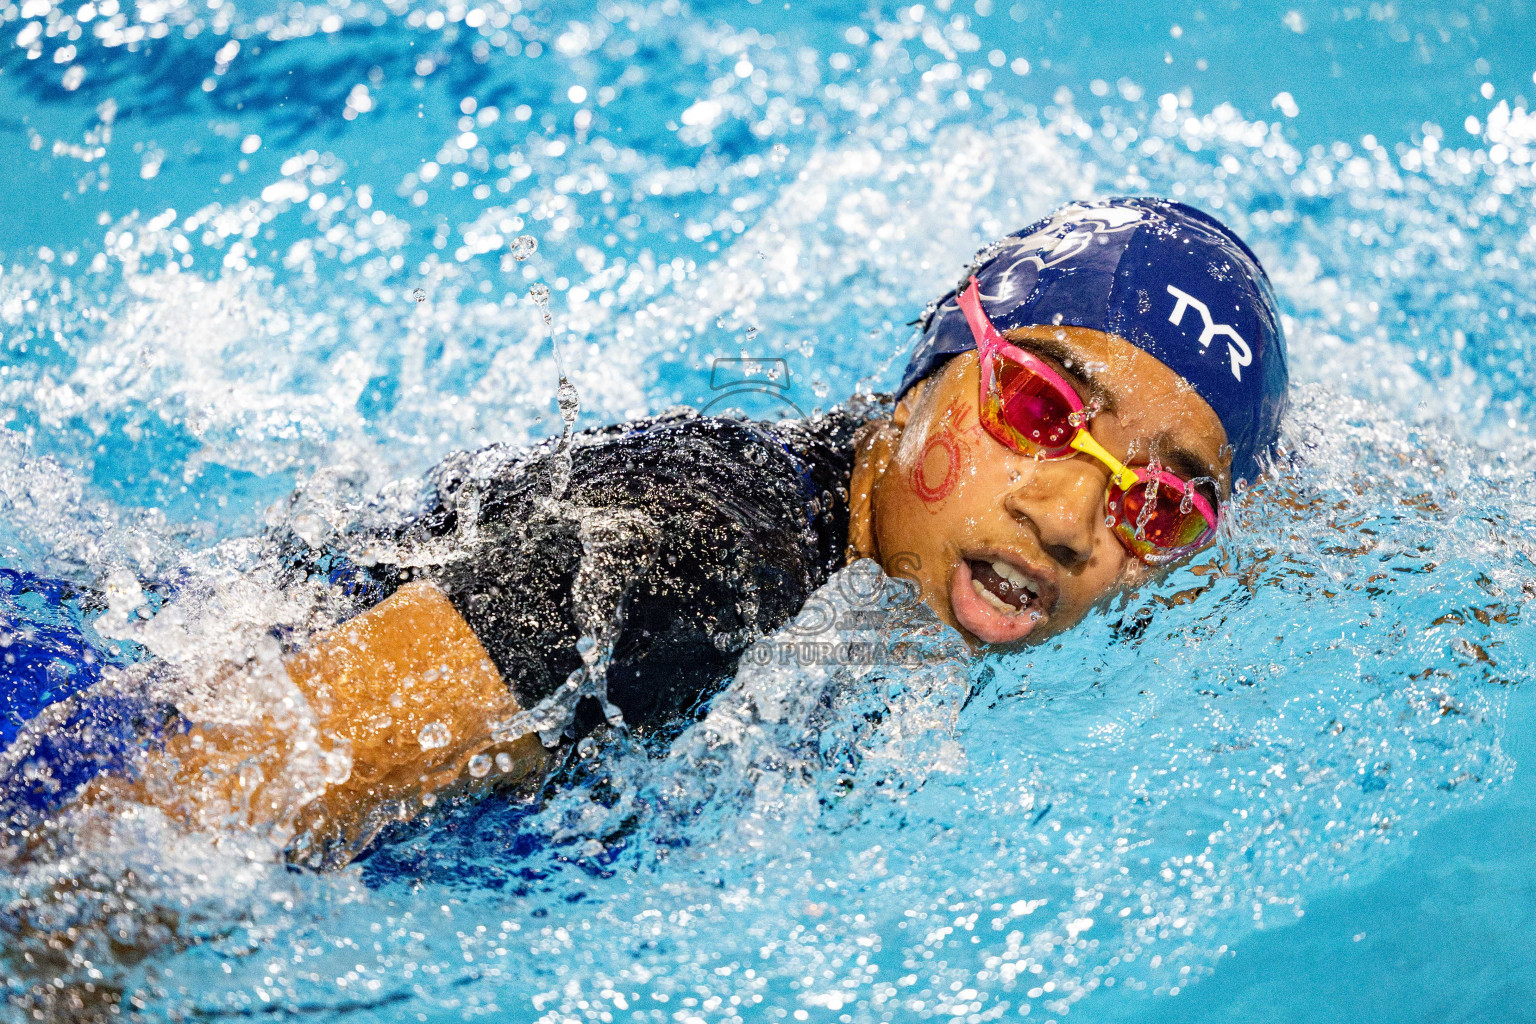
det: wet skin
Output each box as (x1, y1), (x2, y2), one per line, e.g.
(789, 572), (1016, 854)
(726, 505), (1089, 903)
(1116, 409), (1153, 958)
(848, 325), (1232, 649)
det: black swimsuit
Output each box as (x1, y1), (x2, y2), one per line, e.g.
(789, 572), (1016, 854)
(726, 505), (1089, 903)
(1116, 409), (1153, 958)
(289, 407), (868, 735)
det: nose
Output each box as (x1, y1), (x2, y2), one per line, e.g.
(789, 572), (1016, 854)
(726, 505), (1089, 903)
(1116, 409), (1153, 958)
(1003, 458), (1105, 569)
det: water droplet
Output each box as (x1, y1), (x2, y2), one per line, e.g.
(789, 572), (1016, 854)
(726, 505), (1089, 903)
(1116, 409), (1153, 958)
(322, 749), (352, 784)
(291, 512), (332, 548)
(467, 753), (492, 777)
(412, 287), (426, 303)
(1105, 515), (1116, 528)
(745, 325), (759, 342)
(557, 376), (579, 423)
(495, 751), (514, 773)
(509, 234), (538, 261)
(417, 721), (451, 750)
(529, 282), (553, 326)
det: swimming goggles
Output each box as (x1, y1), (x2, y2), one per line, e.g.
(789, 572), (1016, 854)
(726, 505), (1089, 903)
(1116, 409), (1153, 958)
(956, 277), (1220, 564)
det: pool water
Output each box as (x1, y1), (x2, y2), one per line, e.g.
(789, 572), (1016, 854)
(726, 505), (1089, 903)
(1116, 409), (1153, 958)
(3, 0), (1536, 1020)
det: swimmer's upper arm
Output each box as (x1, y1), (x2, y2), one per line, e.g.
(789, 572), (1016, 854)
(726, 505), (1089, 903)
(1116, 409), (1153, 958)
(282, 581), (547, 858)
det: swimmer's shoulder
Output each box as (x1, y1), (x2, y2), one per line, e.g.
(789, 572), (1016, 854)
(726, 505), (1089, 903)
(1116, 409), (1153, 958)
(306, 400), (887, 560)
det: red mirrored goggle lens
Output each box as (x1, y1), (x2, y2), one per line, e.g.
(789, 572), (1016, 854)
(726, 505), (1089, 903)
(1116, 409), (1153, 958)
(979, 350), (1078, 456)
(975, 341), (1218, 562)
(1106, 478), (1213, 559)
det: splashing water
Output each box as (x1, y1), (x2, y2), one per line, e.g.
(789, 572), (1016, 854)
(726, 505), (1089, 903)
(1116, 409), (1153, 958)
(528, 278), (583, 500)
(2, 0), (1536, 1021)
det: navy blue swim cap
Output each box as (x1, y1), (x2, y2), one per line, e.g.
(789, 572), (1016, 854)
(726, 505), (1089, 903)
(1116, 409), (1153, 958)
(899, 197), (1289, 486)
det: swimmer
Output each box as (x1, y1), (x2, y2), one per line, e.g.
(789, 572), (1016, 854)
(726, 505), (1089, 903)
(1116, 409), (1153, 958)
(2, 197), (1287, 868)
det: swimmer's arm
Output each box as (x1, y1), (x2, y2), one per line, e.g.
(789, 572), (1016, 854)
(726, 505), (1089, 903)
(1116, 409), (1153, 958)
(281, 580), (549, 857)
(82, 581), (548, 863)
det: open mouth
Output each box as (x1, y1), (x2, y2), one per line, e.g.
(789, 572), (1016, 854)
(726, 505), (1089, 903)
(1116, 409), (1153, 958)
(967, 558), (1041, 614)
(947, 555), (1055, 645)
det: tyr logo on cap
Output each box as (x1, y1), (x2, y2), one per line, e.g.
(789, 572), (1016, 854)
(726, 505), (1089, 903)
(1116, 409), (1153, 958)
(1166, 284), (1252, 382)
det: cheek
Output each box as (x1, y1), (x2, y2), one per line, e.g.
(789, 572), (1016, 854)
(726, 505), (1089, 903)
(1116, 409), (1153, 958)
(904, 403), (985, 511)
(909, 429), (964, 506)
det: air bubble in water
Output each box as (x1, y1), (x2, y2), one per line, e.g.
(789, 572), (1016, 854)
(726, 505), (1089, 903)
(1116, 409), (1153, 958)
(412, 287), (426, 303)
(417, 722), (451, 750)
(509, 234), (538, 260)
(745, 325), (759, 342)
(467, 753), (492, 778)
(495, 752), (514, 773)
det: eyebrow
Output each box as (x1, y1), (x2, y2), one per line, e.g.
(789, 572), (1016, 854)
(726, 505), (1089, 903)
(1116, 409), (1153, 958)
(1006, 334), (1120, 414)
(1149, 433), (1224, 497)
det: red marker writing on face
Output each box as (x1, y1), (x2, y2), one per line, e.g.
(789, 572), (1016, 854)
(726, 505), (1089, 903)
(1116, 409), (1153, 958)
(903, 399), (976, 512)
(911, 429), (963, 506)
(945, 396), (986, 441)
(910, 396), (977, 508)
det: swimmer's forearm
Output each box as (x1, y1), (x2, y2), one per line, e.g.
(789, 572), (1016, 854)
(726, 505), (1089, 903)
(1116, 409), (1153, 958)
(82, 581), (547, 863)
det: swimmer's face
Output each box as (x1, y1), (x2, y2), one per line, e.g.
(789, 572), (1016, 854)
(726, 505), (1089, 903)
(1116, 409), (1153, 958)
(851, 326), (1231, 649)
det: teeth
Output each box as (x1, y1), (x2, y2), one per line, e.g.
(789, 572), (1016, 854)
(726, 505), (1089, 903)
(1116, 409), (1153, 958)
(973, 578), (1020, 615)
(992, 560), (1039, 595)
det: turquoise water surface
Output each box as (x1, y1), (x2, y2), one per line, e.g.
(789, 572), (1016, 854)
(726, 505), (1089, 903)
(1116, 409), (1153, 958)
(3, 0), (1536, 1020)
